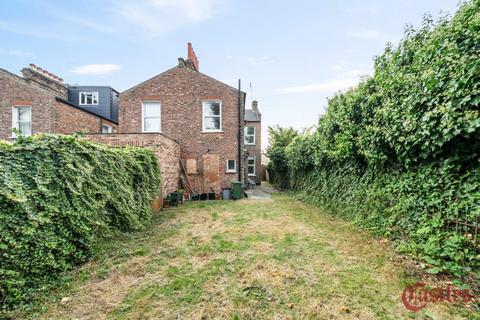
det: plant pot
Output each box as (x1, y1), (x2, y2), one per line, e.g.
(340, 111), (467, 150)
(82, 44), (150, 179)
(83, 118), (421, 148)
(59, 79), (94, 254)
(162, 199), (170, 208)
(200, 193), (208, 200)
(208, 192), (216, 200)
(191, 194), (200, 201)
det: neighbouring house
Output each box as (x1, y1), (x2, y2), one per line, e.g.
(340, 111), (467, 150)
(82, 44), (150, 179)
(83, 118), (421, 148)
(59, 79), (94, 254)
(118, 43), (247, 195)
(244, 100), (263, 184)
(0, 64), (118, 140)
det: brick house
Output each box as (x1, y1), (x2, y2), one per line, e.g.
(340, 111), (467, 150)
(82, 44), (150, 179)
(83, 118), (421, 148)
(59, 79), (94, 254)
(0, 43), (262, 198)
(0, 65), (118, 140)
(244, 100), (262, 184)
(119, 43), (247, 195)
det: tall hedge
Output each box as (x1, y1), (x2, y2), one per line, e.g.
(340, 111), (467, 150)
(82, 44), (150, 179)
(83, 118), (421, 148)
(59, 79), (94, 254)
(0, 134), (161, 308)
(283, 0), (480, 276)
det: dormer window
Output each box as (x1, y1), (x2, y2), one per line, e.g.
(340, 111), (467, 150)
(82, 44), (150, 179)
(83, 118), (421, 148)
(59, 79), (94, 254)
(79, 92), (99, 105)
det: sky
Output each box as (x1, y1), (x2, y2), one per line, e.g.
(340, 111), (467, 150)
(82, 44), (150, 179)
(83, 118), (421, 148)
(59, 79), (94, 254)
(0, 0), (460, 149)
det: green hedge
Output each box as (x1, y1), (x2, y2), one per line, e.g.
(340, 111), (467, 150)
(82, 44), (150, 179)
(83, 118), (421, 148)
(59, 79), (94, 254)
(0, 134), (161, 308)
(281, 0), (480, 276)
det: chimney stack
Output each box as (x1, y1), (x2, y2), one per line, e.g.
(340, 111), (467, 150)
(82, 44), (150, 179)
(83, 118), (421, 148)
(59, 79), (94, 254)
(21, 64), (67, 98)
(187, 42), (199, 71)
(252, 100), (259, 113)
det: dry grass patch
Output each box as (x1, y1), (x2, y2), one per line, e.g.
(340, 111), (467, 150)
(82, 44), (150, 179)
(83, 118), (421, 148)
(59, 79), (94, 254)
(8, 196), (477, 320)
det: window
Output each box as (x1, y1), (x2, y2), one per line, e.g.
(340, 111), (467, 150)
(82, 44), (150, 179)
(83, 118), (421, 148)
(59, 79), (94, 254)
(202, 100), (222, 132)
(79, 92), (99, 105)
(247, 156), (256, 176)
(226, 159), (236, 173)
(245, 126), (255, 145)
(142, 101), (161, 132)
(101, 124), (112, 133)
(12, 106), (32, 137)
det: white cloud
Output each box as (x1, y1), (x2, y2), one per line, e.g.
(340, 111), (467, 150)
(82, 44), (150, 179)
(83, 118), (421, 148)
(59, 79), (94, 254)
(247, 56), (277, 65)
(111, 0), (228, 34)
(71, 64), (121, 75)
(276, 68), (372, 94)
(346, 28), (390, 41)
(0, 49), (33, 57)
(63, 16), (114, 33)
(0, 21), (79, 42)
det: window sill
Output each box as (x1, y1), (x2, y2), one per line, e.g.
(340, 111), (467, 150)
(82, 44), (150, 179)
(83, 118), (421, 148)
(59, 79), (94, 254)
(79, 104), (99, 107)
(142, 131), (162, 133)
(248, 174), (256, 177)
(245, 143), (256, 146)
(201, 130), (223, 133)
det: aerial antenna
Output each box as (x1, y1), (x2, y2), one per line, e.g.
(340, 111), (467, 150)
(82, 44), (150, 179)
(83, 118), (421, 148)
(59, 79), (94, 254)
(249, 82), (253, 107)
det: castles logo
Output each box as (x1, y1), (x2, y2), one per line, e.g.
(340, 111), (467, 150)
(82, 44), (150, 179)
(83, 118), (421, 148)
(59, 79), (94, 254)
(401, 282), (474, 312)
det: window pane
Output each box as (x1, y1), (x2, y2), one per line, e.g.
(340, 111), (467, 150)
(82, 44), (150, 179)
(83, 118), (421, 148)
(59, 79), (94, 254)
(227, 160), (235, 170)
(246, 136), (254, 144)
(248, 158), (255, 165)
(18, 107), (31, 121)
(18, 122), (31, 136)
(204, 117), (220, 130)
(204, 102), (220, 116)
(144, 117), (160, 132)
(144, 102), (161, 117)
(248, 165), (255, 174)
(246, 127), (255, 135)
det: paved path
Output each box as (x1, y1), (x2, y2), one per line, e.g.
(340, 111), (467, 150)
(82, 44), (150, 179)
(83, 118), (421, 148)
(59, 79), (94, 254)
(245, 181), (276, 199)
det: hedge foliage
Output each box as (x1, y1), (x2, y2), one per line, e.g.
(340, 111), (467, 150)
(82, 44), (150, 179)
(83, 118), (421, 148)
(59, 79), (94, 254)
(273, 0), (480, 276)
(0, 134), (161, 308)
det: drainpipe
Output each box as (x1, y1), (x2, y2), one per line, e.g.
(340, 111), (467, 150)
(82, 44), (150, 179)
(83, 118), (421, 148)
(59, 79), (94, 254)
(237, 79), (242, 182)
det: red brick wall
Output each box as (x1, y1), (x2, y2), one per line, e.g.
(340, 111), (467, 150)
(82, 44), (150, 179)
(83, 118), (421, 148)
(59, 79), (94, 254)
(119, 64), (245, 193)
(84, 133), (180, 198)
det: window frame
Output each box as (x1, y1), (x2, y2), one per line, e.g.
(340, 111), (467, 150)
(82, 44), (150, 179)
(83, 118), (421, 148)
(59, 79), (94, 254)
(202, 100), (222, 132)
(79, 92), (99, 106)
(244, 126), (256, 145)
(226, 159), (236, 173)
(11, 106), (32, 137)
(247, 156), (256, 176)
(141, 101), (161, 133)
(101, 124), (113, 133)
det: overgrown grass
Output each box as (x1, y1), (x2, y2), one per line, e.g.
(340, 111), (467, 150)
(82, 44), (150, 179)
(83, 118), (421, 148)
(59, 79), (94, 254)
(4, 194), (478, 319)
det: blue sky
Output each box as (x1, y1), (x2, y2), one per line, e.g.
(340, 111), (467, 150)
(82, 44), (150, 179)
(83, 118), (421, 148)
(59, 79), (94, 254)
(0, 0), (459, 148)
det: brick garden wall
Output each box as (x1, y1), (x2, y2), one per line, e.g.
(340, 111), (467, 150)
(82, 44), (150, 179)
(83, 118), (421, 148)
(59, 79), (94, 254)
(84, 133), (180, 198)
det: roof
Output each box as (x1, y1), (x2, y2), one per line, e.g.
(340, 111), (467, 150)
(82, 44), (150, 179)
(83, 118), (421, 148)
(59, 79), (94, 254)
(245, 109), (261, 122)
(55, 97), (119, 124)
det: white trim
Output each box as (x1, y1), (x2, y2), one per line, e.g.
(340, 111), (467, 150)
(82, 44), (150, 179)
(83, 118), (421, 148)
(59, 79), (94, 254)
(226, 159), (236, 173)
(141, 101), (161, 133)
(101, 124), (113, 133)
(202, 100), (222, 132)
(247, 156), (256, 176)
(244, 126), (256, 145)
(11, 106), (32, 137)
(79, 92), (99, 106)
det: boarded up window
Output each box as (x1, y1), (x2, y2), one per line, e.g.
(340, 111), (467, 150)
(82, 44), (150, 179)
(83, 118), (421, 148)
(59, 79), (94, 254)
(186, 158), (197, 174)
(203, 154), (220, 184)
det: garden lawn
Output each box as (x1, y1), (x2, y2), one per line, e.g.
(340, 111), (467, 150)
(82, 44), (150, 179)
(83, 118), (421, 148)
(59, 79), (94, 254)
(10, 194), (477, 319)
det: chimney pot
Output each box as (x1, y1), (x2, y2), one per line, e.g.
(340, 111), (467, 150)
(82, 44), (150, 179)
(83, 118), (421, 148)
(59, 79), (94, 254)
(187, 42), (199, 71)
(252, 100), (258, 112)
